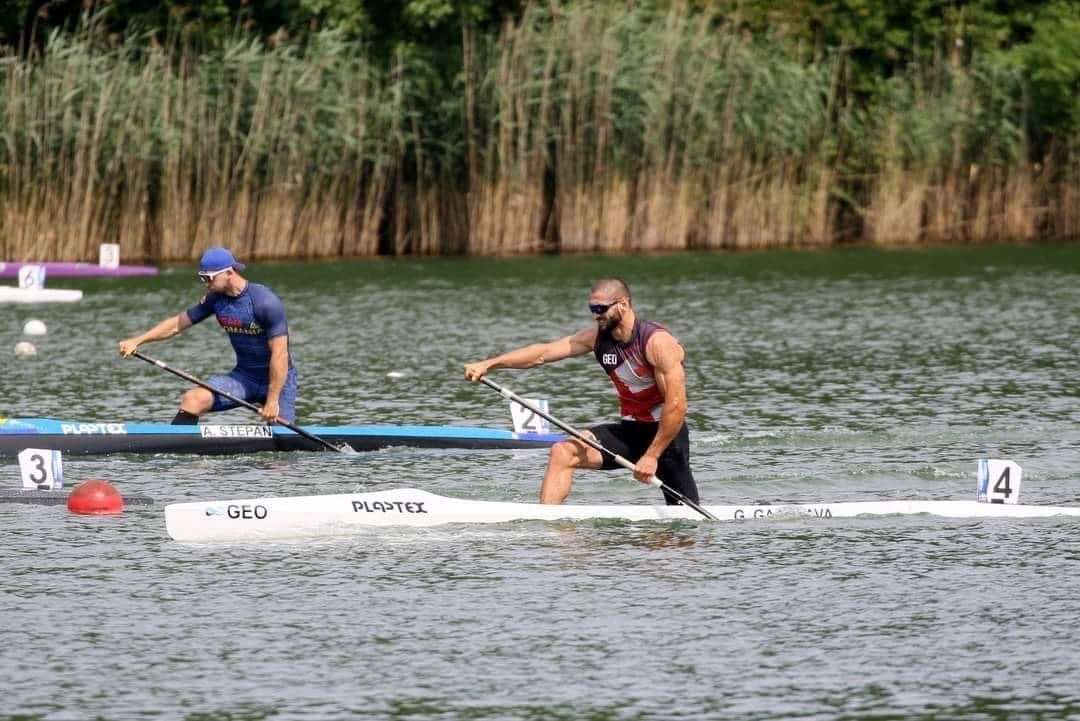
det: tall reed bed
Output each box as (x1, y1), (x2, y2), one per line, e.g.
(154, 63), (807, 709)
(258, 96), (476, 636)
(0, 27), (408, 261)
(464, 4), (844, 253)
(152, 36), (407, 260)
(859, 55), (1041, 245)
(0, 5), (1075, 261)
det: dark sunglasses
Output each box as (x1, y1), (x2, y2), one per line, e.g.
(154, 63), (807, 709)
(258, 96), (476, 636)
(588, 300), (620, 315)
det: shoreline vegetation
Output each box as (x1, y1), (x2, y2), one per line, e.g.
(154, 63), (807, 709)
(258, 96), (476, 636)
(0, 4), (1077, 262)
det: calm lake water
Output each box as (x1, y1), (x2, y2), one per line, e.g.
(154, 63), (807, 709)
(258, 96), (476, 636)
(3, 244), (1080, 720)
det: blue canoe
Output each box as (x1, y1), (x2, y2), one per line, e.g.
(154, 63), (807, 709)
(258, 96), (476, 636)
(0, 417), (563, 457)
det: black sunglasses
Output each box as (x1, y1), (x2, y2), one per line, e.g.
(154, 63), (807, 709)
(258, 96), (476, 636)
(588, 300), (621, 315)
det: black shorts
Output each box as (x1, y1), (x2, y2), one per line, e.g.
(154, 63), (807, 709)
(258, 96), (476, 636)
(589, 420), (699, 505)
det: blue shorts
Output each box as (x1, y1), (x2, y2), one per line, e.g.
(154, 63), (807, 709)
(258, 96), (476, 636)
(206, 367), (299, 422)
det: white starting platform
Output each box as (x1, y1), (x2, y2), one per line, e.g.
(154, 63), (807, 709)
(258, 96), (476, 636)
(0, 265), (83, 304)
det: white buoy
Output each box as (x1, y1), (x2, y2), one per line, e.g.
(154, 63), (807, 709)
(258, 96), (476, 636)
(14, 341), (37, 357)
(386, 371), (405, 379)
(23, 319), (47, 336)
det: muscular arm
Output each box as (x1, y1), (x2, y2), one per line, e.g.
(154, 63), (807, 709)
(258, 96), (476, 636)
(253, 287), (291, 421)
(464, 327), (597, 380)
(642, 331), (688, 462)
(118, 313), (192, 356)
(261, 335), (289, 421)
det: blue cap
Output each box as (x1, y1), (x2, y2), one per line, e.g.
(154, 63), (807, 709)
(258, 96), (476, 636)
(199, 247), (246, 273)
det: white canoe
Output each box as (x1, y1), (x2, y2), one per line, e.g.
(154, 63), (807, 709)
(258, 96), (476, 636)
(0, 286), (83, 304)
(164, 488), (1080, 543)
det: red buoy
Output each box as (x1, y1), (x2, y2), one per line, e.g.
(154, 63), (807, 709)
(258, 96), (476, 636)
(66, 480), (125, 515)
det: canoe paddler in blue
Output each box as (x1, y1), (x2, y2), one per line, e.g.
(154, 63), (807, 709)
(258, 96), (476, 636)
(118, 246), (298, 425)
(464, 278), (698, 507)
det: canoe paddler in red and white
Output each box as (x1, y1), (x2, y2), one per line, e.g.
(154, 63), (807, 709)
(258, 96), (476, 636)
(464, 278), (699, 506)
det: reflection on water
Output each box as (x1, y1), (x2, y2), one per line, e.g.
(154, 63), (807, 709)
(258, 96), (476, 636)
(544, 521), (702, 554)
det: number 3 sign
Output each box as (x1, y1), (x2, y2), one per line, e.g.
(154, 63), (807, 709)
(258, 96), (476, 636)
(18, 448), (64, 490)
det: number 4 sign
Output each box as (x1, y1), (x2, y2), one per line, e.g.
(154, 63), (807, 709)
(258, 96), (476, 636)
(18, 448), (64, 490)
(977, 458), (1022, 505)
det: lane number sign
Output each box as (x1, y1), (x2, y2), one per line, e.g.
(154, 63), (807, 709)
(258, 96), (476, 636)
(977, 458), (1022, 504)
(18, 448), (64, 491)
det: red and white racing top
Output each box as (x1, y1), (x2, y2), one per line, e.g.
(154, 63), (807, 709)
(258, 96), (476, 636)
(593, 318), (672, 422)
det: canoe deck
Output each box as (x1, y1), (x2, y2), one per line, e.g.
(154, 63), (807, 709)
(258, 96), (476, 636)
(164, 488), (1080, 542)
(0, 418), (562, 457)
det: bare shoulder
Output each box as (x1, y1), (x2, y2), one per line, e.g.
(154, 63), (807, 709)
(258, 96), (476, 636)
(645, 329), (684, 368)
(569, 326), (599, 354)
